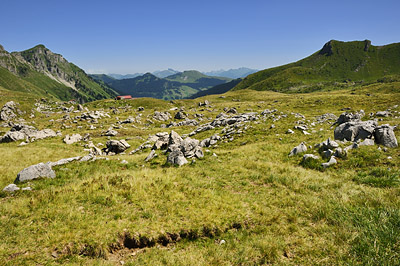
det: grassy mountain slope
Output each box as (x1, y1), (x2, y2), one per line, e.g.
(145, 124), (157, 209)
(0, 44), (117, 102)
(107, 71), (232, 100)
(90, 74), (116, 84)
(188, 78), (242, 99)
(234, 40), (400, 93)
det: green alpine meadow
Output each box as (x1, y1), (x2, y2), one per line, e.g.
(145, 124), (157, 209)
(0, 38), (399, 265)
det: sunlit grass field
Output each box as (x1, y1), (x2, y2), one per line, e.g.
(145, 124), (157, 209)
(1, 82), (399, 265)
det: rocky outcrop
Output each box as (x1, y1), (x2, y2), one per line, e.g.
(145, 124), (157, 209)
(153, 111), (171, 122)
(0, 124), (57, 143)
(0, 101), (19, 121)
(189, 112), (258, 136)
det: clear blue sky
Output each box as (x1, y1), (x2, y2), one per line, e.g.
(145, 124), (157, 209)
(1, 0), (399, 74)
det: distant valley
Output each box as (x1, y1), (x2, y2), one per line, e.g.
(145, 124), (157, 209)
(91, 71), (233, 100)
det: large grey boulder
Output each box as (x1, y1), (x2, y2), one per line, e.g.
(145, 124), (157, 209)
(106, 139), (131, 154)
(167, 150), (188, 166)
(374, 125), (398, 148)
(289, 142), (307, 156)
(0, 101), (18, 121)
(334, 121), (377, 141)
(63, 134), (82, 144)
(15, 163), (56, 183)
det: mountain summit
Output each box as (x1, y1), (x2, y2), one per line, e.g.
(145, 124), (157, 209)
(234, 40), (400, 93)
(0, 44), (117, 102)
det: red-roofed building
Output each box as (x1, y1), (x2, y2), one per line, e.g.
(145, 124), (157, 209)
(115, 95), (133, 100)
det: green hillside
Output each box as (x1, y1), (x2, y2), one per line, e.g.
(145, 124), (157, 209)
(107, 71), (232, 100)
(188, 78), (242, 99)
(234, 40), (400, 93)
(90, 74), (117, 84)
(0, 44), (117, 102)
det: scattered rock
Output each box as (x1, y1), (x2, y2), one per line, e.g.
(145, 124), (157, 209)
(168, 130), (183, 146)
(15, 162), (56, 183)
(138, 107), (145, 112)
(103, 129), (118, 136)
(198, 100), (210, 107)
(63, 134), (82, 145)
(375, 111), (390, 117)
(153, 111), (171, 122)
(289, 142), (307, 156)
(359, 138), (375, 146)
(302, 154), (320, 161)
(322, 156), (337, 168)
(322, 149), (334, 159)
(145, 150), (157, 161)
(174, 111), (187, 120)
(286, 129), (295, 134)
(374, 125), (398, 148)
(334, 147), (347, 158)
(3, 183), (20, 192)
(335, 111), (364, 125)
(105, 140), (131, 154)
(167, 150), (188, 166)
(47, 156), (81, 167)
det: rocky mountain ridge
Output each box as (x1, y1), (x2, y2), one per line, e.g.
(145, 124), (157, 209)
(0, 44), (117, 102)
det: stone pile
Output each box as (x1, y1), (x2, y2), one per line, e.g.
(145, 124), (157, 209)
(140, 130), (204, 166)
(333, 111), (397, 147)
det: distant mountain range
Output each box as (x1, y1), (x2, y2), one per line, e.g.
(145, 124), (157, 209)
(91, 71), (232, 100)
(0, 44), (117, 102)
(2, 40), (400, 102)
(203, 67), (258, 79)
(234, 40), (400, 93)
(104, 67), (257, 80)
